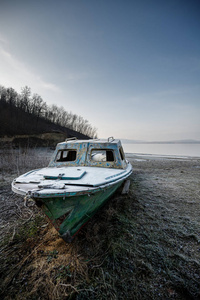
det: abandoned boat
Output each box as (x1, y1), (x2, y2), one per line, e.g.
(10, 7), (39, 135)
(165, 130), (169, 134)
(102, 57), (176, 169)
(12, 137), (132, 242)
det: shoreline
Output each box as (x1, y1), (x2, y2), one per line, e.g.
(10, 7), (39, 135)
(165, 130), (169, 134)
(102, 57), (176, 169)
(123, 142), (200, 158)
(125, 152), (200, 160)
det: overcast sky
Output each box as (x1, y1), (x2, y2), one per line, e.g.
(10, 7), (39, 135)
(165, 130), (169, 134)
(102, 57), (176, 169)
(0, 0), (199, 141)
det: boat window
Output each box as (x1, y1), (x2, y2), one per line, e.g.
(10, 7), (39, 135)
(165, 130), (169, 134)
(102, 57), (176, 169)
(119, 147), (125, 161)
(91, 149), (114, 162)
(56, 150), (77, 162)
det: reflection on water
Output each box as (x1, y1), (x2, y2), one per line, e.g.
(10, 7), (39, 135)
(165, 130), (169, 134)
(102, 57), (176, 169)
(123, 143), (200, 157)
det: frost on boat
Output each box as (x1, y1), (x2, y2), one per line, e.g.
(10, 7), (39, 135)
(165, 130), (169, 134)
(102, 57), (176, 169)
(12, 137), (132, 242)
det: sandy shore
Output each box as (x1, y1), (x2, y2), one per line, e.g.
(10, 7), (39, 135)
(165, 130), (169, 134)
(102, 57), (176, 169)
(0, 152), (200, 299)
(127, 153), (200, 226)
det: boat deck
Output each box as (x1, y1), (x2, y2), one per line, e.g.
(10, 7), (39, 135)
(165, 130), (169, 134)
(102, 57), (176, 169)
(12, 164), (132, 196)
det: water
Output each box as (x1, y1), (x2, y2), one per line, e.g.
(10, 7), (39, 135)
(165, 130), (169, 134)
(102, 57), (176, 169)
(123, 143), (200, 157)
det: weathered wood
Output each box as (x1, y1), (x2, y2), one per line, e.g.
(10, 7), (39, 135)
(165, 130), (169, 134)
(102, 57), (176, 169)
(121, 180), (130, 194)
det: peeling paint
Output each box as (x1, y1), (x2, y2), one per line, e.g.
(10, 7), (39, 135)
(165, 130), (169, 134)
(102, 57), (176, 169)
(11, 138), (132, 241)
(48, 139), (127, 169)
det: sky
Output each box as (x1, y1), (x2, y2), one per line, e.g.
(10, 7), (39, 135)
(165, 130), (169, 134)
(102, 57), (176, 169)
(0, 0), (200, 141)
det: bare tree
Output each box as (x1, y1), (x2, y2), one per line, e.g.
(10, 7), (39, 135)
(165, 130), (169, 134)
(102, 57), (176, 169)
(31, 94), (47, 118)
(20, 86), (31, 113)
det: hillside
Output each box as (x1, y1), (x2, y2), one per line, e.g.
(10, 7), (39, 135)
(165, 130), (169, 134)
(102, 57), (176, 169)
(0, 102), (90, 147)
(0, 85), (97, 147)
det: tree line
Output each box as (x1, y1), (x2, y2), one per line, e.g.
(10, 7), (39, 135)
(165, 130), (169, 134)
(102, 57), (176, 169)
(0, 85), (97, 138)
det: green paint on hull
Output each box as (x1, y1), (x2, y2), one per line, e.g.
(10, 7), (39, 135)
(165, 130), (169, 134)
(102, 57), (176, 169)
(35, 181), (123, 238)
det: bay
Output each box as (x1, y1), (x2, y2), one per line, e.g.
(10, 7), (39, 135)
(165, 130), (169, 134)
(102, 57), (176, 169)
(123, 143), (200, 157)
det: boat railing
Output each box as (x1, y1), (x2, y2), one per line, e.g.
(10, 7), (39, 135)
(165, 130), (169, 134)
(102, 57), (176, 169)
(65, 137), (78, 142)
(108, 136), (115, 142)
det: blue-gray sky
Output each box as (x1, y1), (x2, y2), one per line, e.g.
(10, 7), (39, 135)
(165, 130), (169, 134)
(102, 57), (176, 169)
(0, 0), (199, 141)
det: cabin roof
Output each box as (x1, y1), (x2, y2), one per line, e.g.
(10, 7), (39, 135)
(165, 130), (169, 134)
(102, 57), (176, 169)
(58, 138), (121, 147)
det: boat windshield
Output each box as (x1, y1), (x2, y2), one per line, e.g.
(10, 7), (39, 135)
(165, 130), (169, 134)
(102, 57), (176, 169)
(56, 150), (77, 162)
(91, 149), (114, 162)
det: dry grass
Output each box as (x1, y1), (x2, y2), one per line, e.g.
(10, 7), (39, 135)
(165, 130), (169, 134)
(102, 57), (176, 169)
(0, 147), (51, 175)
(0, 150), (200, 299)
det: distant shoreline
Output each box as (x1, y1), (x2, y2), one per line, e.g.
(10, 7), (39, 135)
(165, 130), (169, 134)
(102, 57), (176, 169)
(123, 143), (200, 158)
(125, 152), (200, 160)
(121, 140), (200, 144)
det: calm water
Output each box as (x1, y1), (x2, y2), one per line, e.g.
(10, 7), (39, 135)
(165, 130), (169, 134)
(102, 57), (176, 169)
(123, 143), (200, 157)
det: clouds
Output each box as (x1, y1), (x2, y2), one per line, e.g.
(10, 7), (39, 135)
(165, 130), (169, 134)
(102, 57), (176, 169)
(0, 1), (199, 141)
(0, 43), (60, 95)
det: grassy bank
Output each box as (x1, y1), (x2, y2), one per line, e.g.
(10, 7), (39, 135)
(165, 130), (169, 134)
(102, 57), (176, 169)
(0, 150), (200, 299)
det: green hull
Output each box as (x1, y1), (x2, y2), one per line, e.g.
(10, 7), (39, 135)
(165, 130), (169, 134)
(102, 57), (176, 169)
(34, 181), (123, 241)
